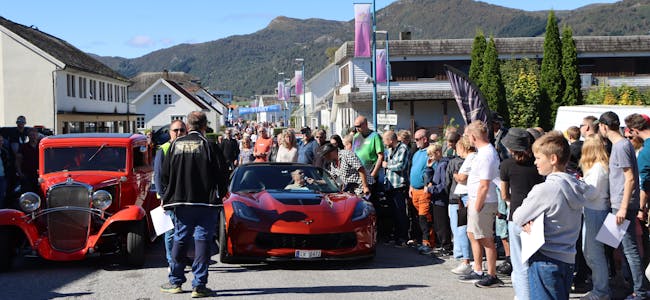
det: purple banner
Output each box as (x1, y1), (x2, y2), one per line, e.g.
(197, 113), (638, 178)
(277, 81), (285, 100)
(354, 3), (372, 57)
(375, 49), (387, 83)
(445, 65), (491, 125)
(295, 70), (303, 95)
(284, 86), (291, 100)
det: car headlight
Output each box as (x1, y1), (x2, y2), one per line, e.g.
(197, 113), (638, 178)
(232, 201), (260, 222)
(19, 192), (41, 213)
(92, 190), (113, 210)
(351, 200), (375, 221)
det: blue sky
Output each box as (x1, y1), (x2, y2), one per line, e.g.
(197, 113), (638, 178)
(0, 0), (619, 58)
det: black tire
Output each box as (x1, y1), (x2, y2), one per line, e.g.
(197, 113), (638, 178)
(125, 220), (146, 267)
(0, 228), (15, 272)
(218, 210), (234, 264)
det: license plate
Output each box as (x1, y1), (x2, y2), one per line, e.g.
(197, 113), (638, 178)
(295, 250), (321, 259)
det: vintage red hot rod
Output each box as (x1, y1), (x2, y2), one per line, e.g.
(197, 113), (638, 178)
(0, 133), (159, 270)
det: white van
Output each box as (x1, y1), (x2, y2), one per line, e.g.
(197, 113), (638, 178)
(553, 105), (650, 132)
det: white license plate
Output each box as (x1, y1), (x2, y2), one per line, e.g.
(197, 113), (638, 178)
(295, 250), (322, 259)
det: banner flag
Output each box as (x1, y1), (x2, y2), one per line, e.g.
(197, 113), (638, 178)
(295, 70), (303, 95)
(444, 65), (491, 125)
(376, 49), (387, 83)
(239, 104), (282, 115)
(354, 3), (372, 57)
(285, 86), (291, 100)
(277, 81), (285, 100)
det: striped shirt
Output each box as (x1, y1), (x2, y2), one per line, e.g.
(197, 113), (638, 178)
(329, 149), (366, 195)
(385, 142), (409, 189)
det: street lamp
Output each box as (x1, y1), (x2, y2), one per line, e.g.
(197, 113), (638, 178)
(295, 58), (306, 128)
(370, 0), (377, 131)
(278, 72), (286, 126)
(375, 30), (391, 113)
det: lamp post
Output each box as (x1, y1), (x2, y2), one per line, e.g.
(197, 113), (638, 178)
(376, 30), (390, 113)
(370, 0), (377, 131)
(278, 72), (286, 126)
(295, 58), (306, 128)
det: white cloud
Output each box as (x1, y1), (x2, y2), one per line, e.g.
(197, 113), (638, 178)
(126, 35), (155, 48)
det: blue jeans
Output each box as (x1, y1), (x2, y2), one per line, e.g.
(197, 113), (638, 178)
(582, 208), (610, 298)
(448, 195), (471, 260)
(509, 221), (529, 300)
(169, 206), (219, 288)
(612, 208), (646, 297)
(164, 210), (177, 267)
(528, 252), (574, 300)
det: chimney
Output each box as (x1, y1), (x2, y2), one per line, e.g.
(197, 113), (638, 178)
(162, 69), (169, 80)
(399, 31), (412, 40)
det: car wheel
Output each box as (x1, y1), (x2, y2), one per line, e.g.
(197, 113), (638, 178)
(218, 210), (234, 264)
(125, 220), (146, 267)
(0, 227), (16, 271)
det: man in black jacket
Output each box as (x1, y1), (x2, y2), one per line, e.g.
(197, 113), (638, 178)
(160, 111), (228, 298)
(220, 128), (240, 173)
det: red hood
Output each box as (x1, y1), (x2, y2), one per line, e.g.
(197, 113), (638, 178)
(40, 172), (121, 189)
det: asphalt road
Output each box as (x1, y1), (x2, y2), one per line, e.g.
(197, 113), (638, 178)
(0, 240), (519, 299)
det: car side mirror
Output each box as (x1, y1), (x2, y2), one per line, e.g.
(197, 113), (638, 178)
(139, 146), (147, 153)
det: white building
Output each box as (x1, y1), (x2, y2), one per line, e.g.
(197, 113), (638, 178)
(0, 17), (134, 133)
(131, 78), (224, 132)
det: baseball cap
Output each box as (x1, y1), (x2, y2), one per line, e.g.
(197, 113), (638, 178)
(300, 126), (311, 134)
(16, 116), (26, 124)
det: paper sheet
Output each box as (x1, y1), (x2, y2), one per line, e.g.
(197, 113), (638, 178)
(520, 213), (545, 264)
(596, 213), (630, 248)
(151, 206), (174, 236)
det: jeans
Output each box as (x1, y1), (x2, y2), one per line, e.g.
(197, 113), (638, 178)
(164, 210), (177, 266)
(169, 205), (219, 288)
(582, 208), (610, 298)
(0, 176), (6, 209)
(612, 208), (646, 297)
(509, 221), (529, 300)
(448, 196), (471, 259)
(387, 187), (408, 241)
(528, 252), (574, 300)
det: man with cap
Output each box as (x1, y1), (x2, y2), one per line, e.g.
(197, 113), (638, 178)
(598, 111), (645, 300)
(321, 142), (370, 196)
(490, 112), (509, 161)
(9, 116), (29, 155)
(297, 127), (318, 165)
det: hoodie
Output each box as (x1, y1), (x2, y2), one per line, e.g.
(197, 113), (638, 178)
(512, 172), (597, 264)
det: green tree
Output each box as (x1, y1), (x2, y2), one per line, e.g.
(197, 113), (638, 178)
(469, 30), (486, 85)
(501, 58), (540, 104)
(509, 70), (541, 128)
(561, 26), (582, 106)
(480, 36), (509, 125)
(539, 10), (564, 130)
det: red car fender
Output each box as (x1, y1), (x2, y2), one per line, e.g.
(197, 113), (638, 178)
(0, 209), (40, 247)
(87, 205), (146, 245)
(222, 202), (234, 253)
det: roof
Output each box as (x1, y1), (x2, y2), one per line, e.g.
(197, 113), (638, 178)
(0, 16), (128, 82)
(129, 71), (201, 94)
(46, 133), (136, 139)
(164, 79), (209, 110)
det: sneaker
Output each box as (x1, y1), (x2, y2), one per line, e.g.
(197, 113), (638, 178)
(580, 291), (610, 300)
(406, 240), (418, 247)
(418, 245), (434, 255)
(496, 260), (512, 276)
(458, 271), (486, 283)
(475, 275), (504, 288)
(624, 294), (643, 300)
(191, 286), (214, 298)
(160, 282), (182, 294)
(435, 248), (453, 257)
(451, 263), (473, 275)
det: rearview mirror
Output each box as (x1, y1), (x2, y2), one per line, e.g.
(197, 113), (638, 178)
(139, 146), (147, 153)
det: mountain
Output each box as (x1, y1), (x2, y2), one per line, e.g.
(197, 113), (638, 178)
(94, 0), (650, 97)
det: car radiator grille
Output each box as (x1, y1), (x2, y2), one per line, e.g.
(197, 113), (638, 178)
(255, 232), (357, 250)
(47, 185), (91, 252)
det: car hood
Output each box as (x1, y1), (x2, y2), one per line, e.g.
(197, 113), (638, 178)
(41, 172), (121, 190)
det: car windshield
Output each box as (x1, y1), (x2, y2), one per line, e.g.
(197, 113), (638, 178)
(44, 147), (127, 173)
(231, 165), (339, 193)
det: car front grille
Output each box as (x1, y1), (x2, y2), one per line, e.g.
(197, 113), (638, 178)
(255, 232), (357, 250)
(47, 184), (91, 252)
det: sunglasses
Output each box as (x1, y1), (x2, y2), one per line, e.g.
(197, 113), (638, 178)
(171, 128), (186, 133)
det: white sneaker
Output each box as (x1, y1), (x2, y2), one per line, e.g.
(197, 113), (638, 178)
(580, 291), (610, 300)
(451, 263), (472, 275)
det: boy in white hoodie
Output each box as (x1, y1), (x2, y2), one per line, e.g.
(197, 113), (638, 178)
(512, 131), (596, 300)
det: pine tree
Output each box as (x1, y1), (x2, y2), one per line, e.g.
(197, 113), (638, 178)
(539, 10), (564, 130)
(480, 36), (509, 126)
(469, 30), (486, 85)
(561, 26), (582, 106)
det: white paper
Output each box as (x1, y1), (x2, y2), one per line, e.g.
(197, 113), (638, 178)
(596, 213), (630, 248)
(151, 206), (174, 236)
(520, 213), (545, 264)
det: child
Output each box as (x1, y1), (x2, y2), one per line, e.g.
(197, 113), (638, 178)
(512, 131), (596, 300)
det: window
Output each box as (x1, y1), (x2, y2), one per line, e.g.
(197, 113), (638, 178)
(340, 64), (350, 86)
(122, 87), (127, 103)
(78, 77), (87, 98)
(107, 83), (113, 102)
(99, 82), (106, 101)
(89, 80), (97, 100)
(171, 115), (184, 122)
(136, 116), (145, 129)
(66, 74), (76, 97)
(153, 95), (161, 105)
(133, 146), (148, 168)
(164, 94), (172, 104)
(115, 85), (120, 103)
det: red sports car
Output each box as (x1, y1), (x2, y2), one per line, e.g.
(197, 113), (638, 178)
(219, 163), (376, 263)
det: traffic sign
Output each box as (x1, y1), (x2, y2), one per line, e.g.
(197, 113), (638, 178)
(377, 113), (397, 125)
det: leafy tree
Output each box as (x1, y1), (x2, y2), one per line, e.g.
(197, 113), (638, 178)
(539, 10), (564, 130)
(509, 70), (541, 128)
(501, 58), (540, 104)
(469, 30), (486, 85)
(561, 26), (582, 106)
(480, 36), (509, 126)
